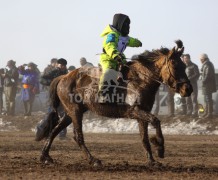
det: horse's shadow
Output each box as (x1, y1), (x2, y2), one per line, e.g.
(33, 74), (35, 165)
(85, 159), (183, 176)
(45, 160), (218, 173)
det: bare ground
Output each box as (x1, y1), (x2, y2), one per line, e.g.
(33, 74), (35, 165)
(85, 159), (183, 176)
(0, 115), (218, 179)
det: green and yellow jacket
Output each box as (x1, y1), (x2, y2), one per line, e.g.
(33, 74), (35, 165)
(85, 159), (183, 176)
(100, 25), (141, 70)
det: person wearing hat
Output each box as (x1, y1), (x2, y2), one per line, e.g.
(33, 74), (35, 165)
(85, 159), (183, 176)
(37, 58), (70, 140)
(98, 13), (142, 103)
(42, 58), (58, 92)
(200, 54), (216, 119)
(180, 54), (200, 117)
(18, 62), (40, 117)
(2, 60), (19, 116)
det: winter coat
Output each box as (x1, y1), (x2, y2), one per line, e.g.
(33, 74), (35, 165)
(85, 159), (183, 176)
(185, 62), (200, 88)
(4, 67), (19, 87)
(201, 60), (216, 94)
(40, 67), (68, 86)
(100, 25), (141, 70)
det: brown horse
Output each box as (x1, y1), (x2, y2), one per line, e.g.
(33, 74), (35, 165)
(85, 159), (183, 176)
(40, 40), (193, 166)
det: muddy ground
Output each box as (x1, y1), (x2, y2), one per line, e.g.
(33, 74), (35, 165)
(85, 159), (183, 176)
(0, 115), (218, 179)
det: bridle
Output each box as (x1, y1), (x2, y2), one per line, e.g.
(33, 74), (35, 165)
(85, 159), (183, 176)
(124, 55), (189, 91)
(164, 56), (190, 91)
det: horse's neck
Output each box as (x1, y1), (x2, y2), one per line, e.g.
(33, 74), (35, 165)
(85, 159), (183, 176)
(129, 61), (160, 84)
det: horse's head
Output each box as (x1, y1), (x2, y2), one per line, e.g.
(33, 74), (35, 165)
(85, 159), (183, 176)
(160, 40), (193, 97)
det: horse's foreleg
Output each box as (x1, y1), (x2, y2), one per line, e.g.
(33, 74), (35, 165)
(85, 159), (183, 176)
(40, 115), (72, 164)
(137, 120), (155, 163)
(71, 112), (102, 167)
(128, 107), (165, 163)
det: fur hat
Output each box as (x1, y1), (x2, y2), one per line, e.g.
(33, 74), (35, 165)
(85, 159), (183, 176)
(57, 58), (67, 65)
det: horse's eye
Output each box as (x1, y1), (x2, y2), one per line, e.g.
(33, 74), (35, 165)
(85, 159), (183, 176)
(171, 59), (176, 66)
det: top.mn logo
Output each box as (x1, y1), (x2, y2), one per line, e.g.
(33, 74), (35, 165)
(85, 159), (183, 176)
(68, 67), (140, 105)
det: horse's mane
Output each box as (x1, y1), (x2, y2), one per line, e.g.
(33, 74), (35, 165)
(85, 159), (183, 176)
(132, 47), (170, 63)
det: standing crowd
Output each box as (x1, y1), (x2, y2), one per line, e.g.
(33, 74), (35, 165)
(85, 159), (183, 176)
(0, 57), (93, 117)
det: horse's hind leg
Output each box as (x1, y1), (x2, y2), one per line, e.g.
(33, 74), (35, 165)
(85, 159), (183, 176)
(70, 110), (102, 167)
(40, 115), (72, 164)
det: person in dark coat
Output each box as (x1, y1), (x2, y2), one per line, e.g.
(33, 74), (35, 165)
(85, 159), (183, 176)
(2, 60), (19, 116)
(200, 53), (216, 118)
(40, 58), (68, 85)
(18, 62), (40, 117)
(42, 58), (58, 91)
(43, 58), (58, 75)
(180, 54), (200, 117)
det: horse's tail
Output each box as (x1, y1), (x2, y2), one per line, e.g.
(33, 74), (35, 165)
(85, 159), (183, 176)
(49, 75), (64, 109)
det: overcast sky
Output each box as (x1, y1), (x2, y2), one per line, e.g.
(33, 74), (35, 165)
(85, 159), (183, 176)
(0, 0), (217, 71)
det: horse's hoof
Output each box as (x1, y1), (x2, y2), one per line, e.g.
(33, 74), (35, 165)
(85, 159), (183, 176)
(147, 160), (162, 167)
(40, 155), (54, 164)
(91, 159), (102, 168)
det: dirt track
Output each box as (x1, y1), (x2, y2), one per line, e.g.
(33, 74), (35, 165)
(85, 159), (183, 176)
(0, 129), (218, 179)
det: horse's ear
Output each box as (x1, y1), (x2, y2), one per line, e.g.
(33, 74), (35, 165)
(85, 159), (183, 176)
(168, 47), (176, 59)
(168, 44), (185, 59)
(174, 39), (184, 57)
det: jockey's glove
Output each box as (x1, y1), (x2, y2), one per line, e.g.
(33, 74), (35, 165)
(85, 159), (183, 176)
(114, 54), (123, 63)
(134, 39), (142, 47)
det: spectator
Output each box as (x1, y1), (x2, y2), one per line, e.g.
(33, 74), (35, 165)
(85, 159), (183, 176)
(200, 54), (216, 119)
(80, 57), (93, 67)
(43, 58), (58, 75)
(37, 58), (70, 140)
(68, 65), (76, 72)
(0, 68), (4, 114)
(18, 62), (40, 117)
(42, 58), (58, 91)
(2, 60), (19, 116)
(180, 54), (200, 117)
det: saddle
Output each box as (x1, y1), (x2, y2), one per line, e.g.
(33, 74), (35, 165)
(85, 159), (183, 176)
(77, 66), (129, 104)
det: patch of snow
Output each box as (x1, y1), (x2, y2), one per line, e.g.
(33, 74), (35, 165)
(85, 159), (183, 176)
(0, 118), (18, 131)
